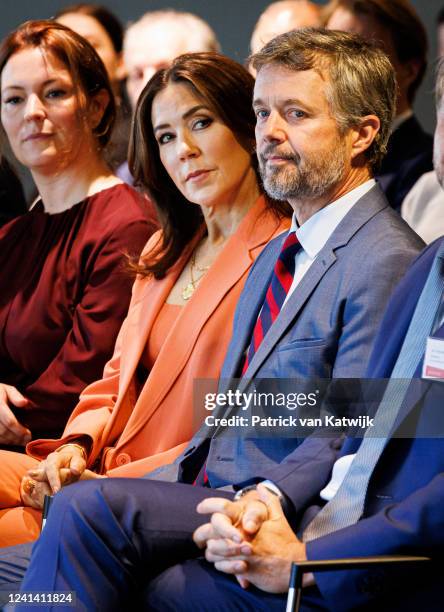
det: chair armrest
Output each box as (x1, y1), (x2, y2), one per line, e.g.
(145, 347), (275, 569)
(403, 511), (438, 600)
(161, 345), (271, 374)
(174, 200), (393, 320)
(286, 555), (431, 612)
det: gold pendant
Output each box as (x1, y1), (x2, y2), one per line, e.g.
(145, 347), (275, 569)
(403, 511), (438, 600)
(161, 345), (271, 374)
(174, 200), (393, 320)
(181, 282), (195, 301)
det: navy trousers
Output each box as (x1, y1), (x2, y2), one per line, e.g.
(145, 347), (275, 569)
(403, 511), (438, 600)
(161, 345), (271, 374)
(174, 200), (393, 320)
(13, 478), (330, 611)
(17, 478), (232, 611)
(0, 543), (32, 608)
(147, 558), (328, 611)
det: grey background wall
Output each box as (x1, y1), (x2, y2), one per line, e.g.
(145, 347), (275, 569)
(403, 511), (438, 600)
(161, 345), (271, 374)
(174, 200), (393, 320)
(0, 0), (442, 133)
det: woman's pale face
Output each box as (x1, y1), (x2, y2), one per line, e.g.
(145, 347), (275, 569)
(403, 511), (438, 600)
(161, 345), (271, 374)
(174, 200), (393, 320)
(151, 82), (255, 209)
(1, 47), (95, 174)
(57, 13), (122, 83)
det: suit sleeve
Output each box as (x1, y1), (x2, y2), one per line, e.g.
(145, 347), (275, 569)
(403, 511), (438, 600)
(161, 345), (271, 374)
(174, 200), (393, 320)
(307, 468), (444, 610)
(331, 243), (423, 379)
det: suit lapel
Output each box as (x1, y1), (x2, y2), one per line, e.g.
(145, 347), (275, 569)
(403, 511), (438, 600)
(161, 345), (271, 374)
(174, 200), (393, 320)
(220, 235), (282, 382)
(388, 316), (444, 439)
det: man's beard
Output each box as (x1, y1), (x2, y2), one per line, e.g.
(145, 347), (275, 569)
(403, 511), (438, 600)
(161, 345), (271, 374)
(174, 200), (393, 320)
(259, 141), (347, 201)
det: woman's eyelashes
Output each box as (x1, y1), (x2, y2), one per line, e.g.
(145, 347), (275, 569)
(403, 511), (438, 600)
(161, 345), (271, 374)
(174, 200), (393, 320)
(157, 131), (174, 145)
(2, 86), (68, 108)
(157, 115), (214, 146)
(3, 95), (22, 106)
(191, 116), (213, 130)
(45, 88), (68, 99)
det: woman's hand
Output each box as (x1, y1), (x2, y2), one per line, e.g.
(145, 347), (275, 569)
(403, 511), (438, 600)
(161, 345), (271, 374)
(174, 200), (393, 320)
(0, 383), (31, 446)
(20, 466), (105, 510)
(20, 474), (53, 509)
(26, 444), (88, 495)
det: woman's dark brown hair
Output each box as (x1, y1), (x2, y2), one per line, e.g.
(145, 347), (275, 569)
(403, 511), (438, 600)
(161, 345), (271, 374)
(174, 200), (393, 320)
(128, 52), (288, 279)
(0, 20), (116, 147)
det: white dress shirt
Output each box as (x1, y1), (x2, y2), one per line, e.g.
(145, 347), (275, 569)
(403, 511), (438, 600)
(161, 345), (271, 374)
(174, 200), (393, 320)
(401, 170), (444, 244)
(282, 179), (376, 309)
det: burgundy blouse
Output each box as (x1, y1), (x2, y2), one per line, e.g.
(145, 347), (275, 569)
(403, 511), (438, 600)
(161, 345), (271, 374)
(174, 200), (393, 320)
(0, 183), (157, 438)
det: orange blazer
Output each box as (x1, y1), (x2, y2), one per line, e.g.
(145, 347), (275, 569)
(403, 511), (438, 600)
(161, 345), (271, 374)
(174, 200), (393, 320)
(27, 198), (289, 477)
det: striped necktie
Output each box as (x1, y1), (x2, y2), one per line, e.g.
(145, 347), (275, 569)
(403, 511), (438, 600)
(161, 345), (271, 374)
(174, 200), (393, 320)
(242, 231), (301, 374)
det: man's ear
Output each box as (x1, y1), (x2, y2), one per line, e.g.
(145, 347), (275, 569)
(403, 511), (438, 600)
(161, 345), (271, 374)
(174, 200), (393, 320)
(89, 88), (110, 130)
(350, 115), (380, 160)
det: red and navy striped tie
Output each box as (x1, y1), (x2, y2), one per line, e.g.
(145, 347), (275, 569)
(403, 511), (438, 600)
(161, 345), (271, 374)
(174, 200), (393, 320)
(242, 231), (301, 374)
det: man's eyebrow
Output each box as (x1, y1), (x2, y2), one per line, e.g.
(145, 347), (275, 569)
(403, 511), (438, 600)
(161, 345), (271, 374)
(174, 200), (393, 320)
(253, 97), (266, 108)
(253, 97), (307, 107)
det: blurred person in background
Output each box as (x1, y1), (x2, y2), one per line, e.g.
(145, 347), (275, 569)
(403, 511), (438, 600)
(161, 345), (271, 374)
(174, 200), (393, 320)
(0, 52), (290, 546)
(118, 9), (220, 184)
(326, 0), (433, 212)
(0, 21), (156, 451)
(55, 3), (130, 171)
(401, 7), (444, 242)
(249, 0), (321, 71)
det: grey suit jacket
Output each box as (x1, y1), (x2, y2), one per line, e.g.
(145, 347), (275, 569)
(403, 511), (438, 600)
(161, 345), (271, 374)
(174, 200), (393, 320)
(148, 185), (424, 487)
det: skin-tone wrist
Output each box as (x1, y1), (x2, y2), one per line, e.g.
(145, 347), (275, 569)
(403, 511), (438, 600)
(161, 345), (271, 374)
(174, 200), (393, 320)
(26, 437), (92, 495)
(56, 436), (91, 459)
(56, 443), (85, 457)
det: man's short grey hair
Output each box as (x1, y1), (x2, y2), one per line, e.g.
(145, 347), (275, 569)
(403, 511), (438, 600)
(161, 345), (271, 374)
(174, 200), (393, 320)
(251, 28), (396, 170)
(124, 9), (220, 53)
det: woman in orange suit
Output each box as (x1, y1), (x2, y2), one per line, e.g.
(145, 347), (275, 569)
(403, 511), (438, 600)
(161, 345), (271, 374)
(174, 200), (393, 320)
(0, 51), (290, 545)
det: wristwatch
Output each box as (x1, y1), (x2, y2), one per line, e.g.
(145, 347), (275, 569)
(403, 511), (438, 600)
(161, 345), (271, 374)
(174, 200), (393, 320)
(234, 480), (284, 502)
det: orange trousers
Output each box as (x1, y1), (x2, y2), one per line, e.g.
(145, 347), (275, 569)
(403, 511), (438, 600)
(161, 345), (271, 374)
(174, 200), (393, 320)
(0, 450), (42, 546)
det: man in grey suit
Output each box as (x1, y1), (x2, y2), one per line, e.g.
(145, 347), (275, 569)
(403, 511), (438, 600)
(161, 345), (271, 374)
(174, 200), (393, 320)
(0, 29), (424, 607)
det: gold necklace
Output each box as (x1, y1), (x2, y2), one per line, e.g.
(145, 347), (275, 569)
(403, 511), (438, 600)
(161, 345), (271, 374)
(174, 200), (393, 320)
(181, 250), (210, 301)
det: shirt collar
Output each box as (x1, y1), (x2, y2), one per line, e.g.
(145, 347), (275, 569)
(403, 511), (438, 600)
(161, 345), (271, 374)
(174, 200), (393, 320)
(289, 179), (376, 259)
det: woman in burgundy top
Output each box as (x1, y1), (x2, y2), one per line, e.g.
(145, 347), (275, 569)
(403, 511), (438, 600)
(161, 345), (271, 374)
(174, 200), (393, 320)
(0, 21), (156, 447)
